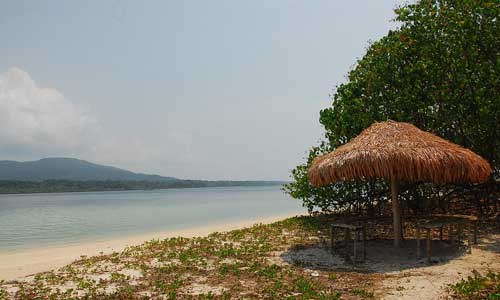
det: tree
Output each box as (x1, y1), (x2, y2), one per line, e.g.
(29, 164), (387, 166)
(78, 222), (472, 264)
(285, 0), (500, 213)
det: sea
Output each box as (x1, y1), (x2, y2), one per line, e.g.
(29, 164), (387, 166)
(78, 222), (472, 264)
(0, 185), (304, 252)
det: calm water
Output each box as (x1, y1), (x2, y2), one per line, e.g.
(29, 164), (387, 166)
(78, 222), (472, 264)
(0, 185), (304, 252)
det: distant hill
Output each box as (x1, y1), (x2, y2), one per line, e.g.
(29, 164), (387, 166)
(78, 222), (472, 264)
(0, 158), (178, 181)
(0, 158), (285, 194)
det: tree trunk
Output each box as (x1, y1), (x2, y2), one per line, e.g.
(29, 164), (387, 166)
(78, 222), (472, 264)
(391, 177), (402, 247)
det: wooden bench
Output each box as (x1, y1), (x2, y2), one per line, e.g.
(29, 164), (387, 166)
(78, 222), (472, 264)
(487, 212), (500, 231)
(415, 214), (478, 263)
(330, 221), (366, 262)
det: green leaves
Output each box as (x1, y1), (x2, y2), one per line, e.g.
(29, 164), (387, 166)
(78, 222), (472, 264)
(286, 0), (500, 212)
(451, 271), (500, 300)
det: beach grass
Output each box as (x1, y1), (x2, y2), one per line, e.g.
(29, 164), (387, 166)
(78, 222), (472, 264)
(0, 216), (376, 300)
(449, 271), (500, 300)
(2, 215), (499, 299)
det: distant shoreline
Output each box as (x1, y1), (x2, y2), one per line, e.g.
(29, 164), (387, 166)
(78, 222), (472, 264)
(0, 180), (288, 195)
(0, 213), (301, 280)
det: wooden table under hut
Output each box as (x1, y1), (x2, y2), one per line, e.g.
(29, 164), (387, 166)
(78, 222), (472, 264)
(415, 214), (478, 263)
(329, 214), (479, 264)
(330, 220), (367, 263)
(329, 216), (391, 263)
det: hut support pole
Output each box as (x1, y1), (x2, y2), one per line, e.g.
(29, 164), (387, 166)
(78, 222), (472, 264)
(391, 177), (402, 247)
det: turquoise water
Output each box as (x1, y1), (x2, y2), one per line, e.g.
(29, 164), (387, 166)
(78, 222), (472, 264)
(0, 185), (304, 251)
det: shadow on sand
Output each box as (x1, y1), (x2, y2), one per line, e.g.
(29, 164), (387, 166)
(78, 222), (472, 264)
(280, 239), (469, 273)
(475, 233), (500, 253)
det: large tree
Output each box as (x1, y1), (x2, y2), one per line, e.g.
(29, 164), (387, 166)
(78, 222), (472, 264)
(285, 0), (500, 213)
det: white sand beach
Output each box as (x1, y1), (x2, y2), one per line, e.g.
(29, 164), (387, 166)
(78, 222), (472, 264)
(0, 213), (300, 281)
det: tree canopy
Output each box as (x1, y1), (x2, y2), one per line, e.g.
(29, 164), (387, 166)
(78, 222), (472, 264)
(285, 0), (500, 213)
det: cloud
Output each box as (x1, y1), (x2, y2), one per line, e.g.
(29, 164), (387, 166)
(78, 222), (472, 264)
(0, 67), (98, 157)
(0, 67), (194, 176)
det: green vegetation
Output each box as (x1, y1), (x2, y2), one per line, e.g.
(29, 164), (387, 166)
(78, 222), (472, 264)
(450, 271), (500, 300)
(0, 286), (7, 300)
(284, 0), (500, 213)
(0, 180), (285, 194)
(1, 215), (497, 299)
(0, 216), (376, 300)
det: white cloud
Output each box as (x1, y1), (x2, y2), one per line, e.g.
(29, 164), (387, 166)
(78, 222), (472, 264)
(0, 67), (194, 176)
(0, 67), (98, 156)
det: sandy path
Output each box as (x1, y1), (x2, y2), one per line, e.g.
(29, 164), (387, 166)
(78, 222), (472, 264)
(380, 234), (500, 300)
(0, 213), (301, 281)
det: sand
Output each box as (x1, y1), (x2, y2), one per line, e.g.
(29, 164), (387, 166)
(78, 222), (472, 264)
(0, 213), (300, 281)
(274, 233), (500, 299)
(2, 216), (498, 299)
(379, 234), (500, 299)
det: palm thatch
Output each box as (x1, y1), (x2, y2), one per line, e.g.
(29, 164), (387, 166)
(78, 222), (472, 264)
(309, 120), (492, 187)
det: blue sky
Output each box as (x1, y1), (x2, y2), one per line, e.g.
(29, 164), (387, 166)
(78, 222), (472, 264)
(0, 1), (402, 180)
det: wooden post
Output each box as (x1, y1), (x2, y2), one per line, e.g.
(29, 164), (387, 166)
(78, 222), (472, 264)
(345, 228), (351, 261)
(473, 221), (478, 244)
(362, 224), (366, 261)
(458, 223), (463, 246)
(331, 226), (335, 254)
(449, 224), (455, 245)
(400, 199), (405, 241)
(391, 177), (402, 247)
(416, 224), (421, 259)
(439, 226), (443, 241)
(468, 222), (473, 254)
(426, 228), (432, 263)
(353, 232), (357, 262)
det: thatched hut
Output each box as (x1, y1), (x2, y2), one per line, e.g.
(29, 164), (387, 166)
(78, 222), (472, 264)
(308, 120), (492, 246)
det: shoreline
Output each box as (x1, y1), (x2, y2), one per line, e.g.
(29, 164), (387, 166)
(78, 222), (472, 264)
(0, 183), (288, 196)
(0, 182), (286, 196)
(0, 213), (301, 281)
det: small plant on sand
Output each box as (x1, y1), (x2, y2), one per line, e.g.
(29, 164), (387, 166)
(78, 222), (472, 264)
(353, 288), (375, 299)
(257, 264), (281, 279)
(0, 286), (8, 300)
(450, 271), (500, 300)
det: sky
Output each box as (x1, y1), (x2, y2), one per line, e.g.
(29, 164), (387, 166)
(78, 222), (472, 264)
(0, 1), (402, 180)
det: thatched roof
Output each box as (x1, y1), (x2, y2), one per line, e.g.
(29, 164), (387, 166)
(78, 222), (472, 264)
(309, 120), (492, 186)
